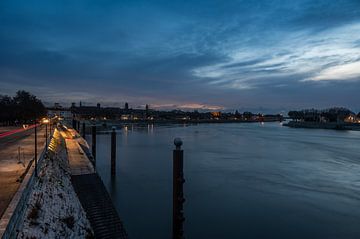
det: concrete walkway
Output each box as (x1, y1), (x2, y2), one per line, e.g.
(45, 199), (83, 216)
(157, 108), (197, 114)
(61, 127), (128, 238)
(66, 139), (95, 175)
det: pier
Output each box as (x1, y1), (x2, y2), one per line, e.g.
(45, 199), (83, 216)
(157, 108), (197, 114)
(61, 126), (128, 239)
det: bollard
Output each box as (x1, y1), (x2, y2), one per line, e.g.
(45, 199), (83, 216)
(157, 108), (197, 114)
(18, 147), (21, 164)
(111, 127), (116, 177)
(92, 125), (96, 166)
(172, 138), (185, 239)
(82, 122), (86, 138)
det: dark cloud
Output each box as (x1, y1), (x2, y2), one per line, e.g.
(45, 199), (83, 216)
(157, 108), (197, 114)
(0, 0), (360, 111)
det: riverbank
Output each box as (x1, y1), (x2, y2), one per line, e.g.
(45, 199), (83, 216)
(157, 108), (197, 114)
(284, 121), (360, 131)
(16, 129), (93, 238)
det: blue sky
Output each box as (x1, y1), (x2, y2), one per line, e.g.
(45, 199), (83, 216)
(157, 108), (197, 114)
(0, 0), (360, 112)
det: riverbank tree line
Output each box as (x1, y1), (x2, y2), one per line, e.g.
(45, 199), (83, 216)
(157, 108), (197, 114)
(0, 90), (46, 125)
(288, 108), (359, 123)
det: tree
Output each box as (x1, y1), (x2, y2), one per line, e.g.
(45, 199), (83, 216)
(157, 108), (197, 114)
(0, 91), (46, 125)
(0, 95), (15, 125)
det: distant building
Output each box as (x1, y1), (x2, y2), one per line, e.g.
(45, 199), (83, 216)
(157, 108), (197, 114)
(47, 106), (72, 120)
(54, 103), (61, 109)
(211, 112), (221, 119)
(125, 102), (129, 110)
(121, 114), (130, 120)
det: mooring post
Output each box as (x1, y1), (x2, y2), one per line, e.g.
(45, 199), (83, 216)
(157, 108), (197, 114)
(111, 127), (116, 177)
(92, 125), (96, 166)
(72, 118), (76, 130)
(82, 122), (86, 138)
(49, 118), (52, 137)
(173, 138), (185, 239)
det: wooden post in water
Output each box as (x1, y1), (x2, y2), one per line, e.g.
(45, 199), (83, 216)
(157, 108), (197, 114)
(82, 122), (86, 138)
(92, 125), (96, 166)
(72, 118), (76, 130)
(77, 121), (80, 132)
(172, 138), (185, 239)
(111, 127), (116, 177)
(49, 118), (51, 137)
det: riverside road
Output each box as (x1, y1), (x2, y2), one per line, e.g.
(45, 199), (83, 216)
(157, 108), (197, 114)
(0, 125), (46, 217)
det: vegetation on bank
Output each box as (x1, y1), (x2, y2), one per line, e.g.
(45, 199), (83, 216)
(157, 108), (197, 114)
(288, 107), (360, 123)
(0, 90), (46, 125)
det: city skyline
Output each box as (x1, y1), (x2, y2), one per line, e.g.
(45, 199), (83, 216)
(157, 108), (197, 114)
(1, 0), (360, 112)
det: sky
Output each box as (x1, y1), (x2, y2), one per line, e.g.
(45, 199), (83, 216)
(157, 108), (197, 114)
(0, 0), (360, 112)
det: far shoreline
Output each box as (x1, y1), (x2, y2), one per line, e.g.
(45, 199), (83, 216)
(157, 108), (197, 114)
(283, 121), (360, 131)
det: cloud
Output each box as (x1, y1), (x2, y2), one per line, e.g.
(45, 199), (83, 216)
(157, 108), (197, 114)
(1, 0), (360, 111)
(192, 22), (360, 89)
(151, 103), (224, 111)
(306, 61), (360, 81)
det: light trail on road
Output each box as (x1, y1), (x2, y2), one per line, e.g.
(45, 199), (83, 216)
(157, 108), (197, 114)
(0, 124), (39, 139)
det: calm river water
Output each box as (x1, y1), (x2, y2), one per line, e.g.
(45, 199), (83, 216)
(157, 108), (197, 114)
(87, 122), (360, 239)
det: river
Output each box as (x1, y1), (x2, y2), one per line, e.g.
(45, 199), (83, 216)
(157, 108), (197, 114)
(87, 122), (360, 239)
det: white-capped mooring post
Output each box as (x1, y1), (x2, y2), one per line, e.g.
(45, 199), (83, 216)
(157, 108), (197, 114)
(173, 138), (185, 239)
(111, 127), (116, 177)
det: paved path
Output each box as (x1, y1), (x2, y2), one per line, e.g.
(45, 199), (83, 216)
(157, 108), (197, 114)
(66, 139), (95, 175)
(0, 126), (47, 218)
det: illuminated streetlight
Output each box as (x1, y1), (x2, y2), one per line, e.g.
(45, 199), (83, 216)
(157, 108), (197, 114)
(42, 118), (50, 151)
(34, 118), (37, 177)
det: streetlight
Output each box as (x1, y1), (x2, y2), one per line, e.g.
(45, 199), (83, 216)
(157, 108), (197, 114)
(42, 118), (50, 151)
(34, 118), (38, 177)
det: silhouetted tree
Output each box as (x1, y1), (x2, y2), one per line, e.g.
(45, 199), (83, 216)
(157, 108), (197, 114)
(0, 91), (46, 125)
(0, 95), (15, 125)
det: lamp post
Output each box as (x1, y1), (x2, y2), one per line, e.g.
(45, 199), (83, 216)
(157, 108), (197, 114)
(42, 118), (50, 151)
(34, 119), (38, 177)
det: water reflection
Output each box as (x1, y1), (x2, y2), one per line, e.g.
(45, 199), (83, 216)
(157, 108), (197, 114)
(147, 124), (154, 134)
